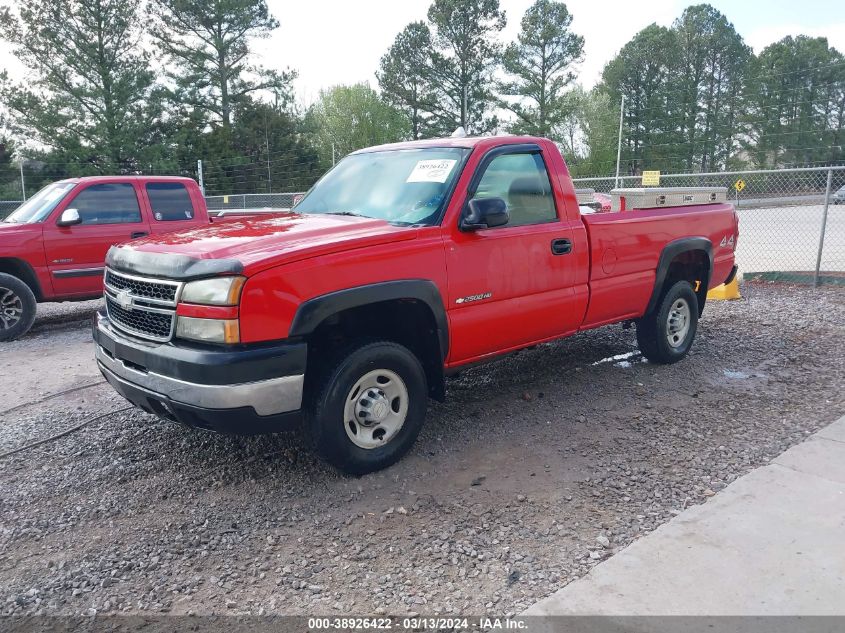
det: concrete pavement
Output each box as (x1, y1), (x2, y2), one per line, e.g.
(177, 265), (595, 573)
(526, 415), (845, 616)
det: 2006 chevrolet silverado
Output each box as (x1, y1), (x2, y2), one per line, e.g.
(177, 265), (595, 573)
(94, 136), (739, 474)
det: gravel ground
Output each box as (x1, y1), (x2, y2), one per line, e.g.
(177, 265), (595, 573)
(1, 283), (843, 617)
(31, 298), (103, 330)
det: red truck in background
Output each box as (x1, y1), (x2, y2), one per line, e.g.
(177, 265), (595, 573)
(0, 176), (274, 341)
(95, 136), (739, 474)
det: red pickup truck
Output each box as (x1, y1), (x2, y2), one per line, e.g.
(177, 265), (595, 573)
(0, 176), (265, 341)
(95, 136), (739, 474)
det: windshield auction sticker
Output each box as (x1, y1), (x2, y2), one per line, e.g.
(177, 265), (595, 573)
(406, 159), (457, 183)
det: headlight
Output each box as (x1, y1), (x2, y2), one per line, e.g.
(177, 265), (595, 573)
(180, 276), (245, 306)
(176, 316), (240, 344)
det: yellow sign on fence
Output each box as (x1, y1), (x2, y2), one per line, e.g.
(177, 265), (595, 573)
(734, 179), (746, 193)
(642, 170), (660, 186)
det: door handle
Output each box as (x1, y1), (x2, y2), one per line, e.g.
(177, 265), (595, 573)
(131, 231), (149, 239)
(551, 238), (572, 255)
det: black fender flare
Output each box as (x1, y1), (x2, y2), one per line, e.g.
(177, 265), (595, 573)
(0, 257), (44, 301)
(289, 279), (449, 361)
(645, 237), (713, 316)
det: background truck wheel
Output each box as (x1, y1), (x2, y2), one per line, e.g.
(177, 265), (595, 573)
(308, 339), (428, 475)
(0, 273), (37, 342)
(636, 280), (699, 364)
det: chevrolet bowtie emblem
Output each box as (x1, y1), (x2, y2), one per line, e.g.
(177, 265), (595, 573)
(116, 290), (134, 310)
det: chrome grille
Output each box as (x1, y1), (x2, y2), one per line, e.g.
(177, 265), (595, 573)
(104, 268), (181, 342)
(104, 269), (179, 305)
(106, 296), (174, 341)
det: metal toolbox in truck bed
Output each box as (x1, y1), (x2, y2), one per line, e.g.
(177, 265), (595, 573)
(610, 187), (728, 211)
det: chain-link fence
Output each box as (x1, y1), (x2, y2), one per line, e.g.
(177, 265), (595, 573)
(573, 166), (845, 280)
(2, 166), (843, 282)
(205, 192), (305, 213)
(0, 200), (22, 219)
(203, 167), (845, 280)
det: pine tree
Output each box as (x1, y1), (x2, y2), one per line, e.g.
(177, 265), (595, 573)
(149, 0), (293, 129)
(425, 0), (506, 135)
(499, 0), (584, 137)
(0, 0), (159, 170)
(378, 22), (437, 139)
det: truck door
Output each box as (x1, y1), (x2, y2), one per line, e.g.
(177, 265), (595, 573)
(43, 182), (150, 297)
(144, 181), (202, 235)
(444, 144), (581, 364)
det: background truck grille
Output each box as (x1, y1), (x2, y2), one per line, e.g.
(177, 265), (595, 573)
(105, 270), (179, 304)
(104, 269), (181, 342)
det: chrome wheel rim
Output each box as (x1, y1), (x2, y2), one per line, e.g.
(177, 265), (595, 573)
(344, 369), (409, 450)
(666, 298), (691, 348)
(0, 287), (23, 331)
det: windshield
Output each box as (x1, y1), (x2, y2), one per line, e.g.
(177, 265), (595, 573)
(4, 182), (76, 223)
(294, 148), (470, 225)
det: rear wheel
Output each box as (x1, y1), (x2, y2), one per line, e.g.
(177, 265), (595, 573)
(0, 273), (37, 342)
(636, 280), (698, 364)
(308, 340), (428, 475)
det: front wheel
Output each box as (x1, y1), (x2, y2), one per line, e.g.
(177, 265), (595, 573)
(636, 280), (699, 364)
(308, 340), (428, 475)
(0, 273), (37, 342)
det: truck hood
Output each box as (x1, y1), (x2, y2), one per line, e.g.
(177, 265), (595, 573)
(107, 212), (418, 278)
(0, 221), (42, 247)
(0, 220), (41, 234)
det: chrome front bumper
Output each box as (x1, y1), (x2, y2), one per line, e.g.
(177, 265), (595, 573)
(95, 344), (304, 416)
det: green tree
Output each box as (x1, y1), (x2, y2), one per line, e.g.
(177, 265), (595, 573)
(307, 84), (409, 169)
(744, 36), (845, 168)
(600, 24), (679, 173)
(596, 5), (752, 173)
(378, 22), (437, 139)
(0, 136), (19, 200)
(569, 88), (619, 177)
(672, 4), (751, 170)
(0, 0), (160, 170)
(149, 0), (293, 129)
(552, 86), (585, 164)
(426, 0), (506, 134)
(153, 98), (321, 196)
(499, 0), (584, 136)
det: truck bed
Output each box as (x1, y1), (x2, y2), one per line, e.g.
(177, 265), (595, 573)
(579, 203), (737, 328)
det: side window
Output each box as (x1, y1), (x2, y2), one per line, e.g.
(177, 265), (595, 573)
(471, 153), (557, 227)
(69, 184), (142, 225)
(146, 182), (195, 222)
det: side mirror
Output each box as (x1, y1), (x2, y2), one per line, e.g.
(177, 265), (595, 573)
(57, 208), (82, 227)
(460, 197), (509, 231)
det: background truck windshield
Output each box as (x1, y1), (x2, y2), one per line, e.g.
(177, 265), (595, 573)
(294, 148), (469, 225)
(4, 182), (76, 223)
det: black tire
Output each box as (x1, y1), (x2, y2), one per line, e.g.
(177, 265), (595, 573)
(308, 339), (428, 475)
(636, 280), (699, 364)
(0, 272), (37, 342)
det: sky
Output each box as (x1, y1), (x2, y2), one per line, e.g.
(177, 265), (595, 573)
(0, 0), (844, 107)
(255, 0), (845, 105)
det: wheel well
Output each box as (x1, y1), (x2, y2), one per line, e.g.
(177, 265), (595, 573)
(0, 258), (42, 301)
(304, 299), (446, 401)
(664, 249), (710, 315)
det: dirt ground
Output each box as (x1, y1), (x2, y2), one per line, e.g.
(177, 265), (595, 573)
(1, 283), (843, 616)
